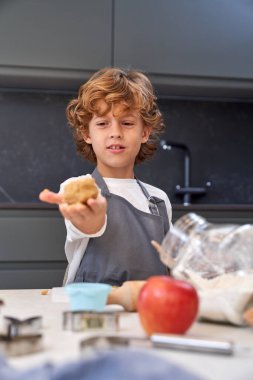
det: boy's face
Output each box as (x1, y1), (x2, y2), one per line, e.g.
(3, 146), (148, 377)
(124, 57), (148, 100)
(83, 101), (151, 178)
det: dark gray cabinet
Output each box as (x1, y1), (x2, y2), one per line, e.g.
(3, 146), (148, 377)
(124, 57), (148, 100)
(0, 0), (112, 89)
(0, 0), (252, 96)
(114, 0), (253, 98)
(0, 208), (67, 289)
(0, 205), (252, 289)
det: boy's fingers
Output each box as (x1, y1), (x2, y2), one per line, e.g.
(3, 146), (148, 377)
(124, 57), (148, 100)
(86, 198), (96, 209)
(60, 203), (87, 219)
(39, 189), (63, 204)
(86, 195), (107, 212)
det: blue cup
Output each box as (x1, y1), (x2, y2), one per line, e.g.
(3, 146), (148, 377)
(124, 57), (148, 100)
(65, 283), (112, 312)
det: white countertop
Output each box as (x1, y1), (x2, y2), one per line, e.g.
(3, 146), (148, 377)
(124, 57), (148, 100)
(1, 289), (253, 380)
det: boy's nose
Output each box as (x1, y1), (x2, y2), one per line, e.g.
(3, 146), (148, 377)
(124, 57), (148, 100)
(109, 121), (122, 138)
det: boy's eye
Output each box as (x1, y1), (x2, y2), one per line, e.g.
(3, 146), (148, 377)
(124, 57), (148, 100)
(96, 121), (108, 127)
(122, 121), (134, 128)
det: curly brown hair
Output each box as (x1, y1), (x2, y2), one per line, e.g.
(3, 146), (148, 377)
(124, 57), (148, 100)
(66, 67), (165, 164)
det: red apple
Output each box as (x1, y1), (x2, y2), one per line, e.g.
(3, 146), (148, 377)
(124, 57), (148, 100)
(137, 275), (199, 336)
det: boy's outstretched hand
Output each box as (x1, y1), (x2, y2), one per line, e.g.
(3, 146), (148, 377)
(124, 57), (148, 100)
(39, 189), (107, 235)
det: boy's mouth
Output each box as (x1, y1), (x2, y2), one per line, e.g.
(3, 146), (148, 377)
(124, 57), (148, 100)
(107, 144), (125, 151)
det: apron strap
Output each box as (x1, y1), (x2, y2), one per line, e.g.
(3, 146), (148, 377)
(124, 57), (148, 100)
(135, 178), (160, 216)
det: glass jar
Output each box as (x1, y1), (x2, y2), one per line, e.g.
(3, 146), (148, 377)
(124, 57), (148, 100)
(160, 213), (253, 280)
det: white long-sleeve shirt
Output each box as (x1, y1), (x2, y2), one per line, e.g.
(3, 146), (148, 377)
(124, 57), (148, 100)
(60, 175), (172, 284)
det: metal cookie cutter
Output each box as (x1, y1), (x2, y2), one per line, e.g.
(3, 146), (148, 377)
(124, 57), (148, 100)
(4, 316), (42, 337)
(63, 310), (121, 332)
(0, 315), (43, 357)
(0, 333), (43, 357)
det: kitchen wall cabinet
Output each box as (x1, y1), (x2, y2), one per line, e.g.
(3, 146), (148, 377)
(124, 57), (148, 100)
(0, 205), (252, 289)
(0, 0), (112, 89)
(0, 208), (67, 289)
(114, 0), (253, 98)
(0, 0), (252, 98)
(0, 0), (253, 98)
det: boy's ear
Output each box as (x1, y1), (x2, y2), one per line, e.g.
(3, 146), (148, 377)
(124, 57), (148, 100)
(82, 131), (92, 144)
(141, 125), (152, 143)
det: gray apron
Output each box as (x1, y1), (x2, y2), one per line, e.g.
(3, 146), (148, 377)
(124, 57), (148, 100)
(74, 169), (169, 286)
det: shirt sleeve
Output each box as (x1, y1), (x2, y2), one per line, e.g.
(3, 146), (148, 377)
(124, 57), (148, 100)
(65, 216), (107, 242)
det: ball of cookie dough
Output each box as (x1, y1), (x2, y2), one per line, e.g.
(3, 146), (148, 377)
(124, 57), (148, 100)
(63, 177), (99, 205)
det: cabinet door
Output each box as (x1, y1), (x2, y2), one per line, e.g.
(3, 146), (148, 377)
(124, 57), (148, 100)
(0, 0), (112, 89)
(114, 0), (253, 97)
(0, 209), (67, 289)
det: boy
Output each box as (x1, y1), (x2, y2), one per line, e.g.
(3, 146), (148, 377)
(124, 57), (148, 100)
(40, 67), (172, 286)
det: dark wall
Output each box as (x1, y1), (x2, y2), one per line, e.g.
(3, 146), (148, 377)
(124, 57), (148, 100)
(0, 90), (93, 203)
(136, 99), (253, 204)
(0, 89), (252, 204)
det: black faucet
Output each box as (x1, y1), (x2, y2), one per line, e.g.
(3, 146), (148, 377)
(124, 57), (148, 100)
(160, 140), (211, 206)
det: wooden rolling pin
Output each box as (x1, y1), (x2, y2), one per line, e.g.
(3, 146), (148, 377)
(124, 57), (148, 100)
(107, 280), (146, 311)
